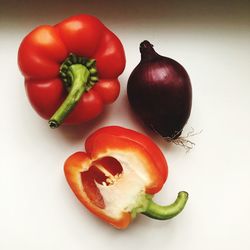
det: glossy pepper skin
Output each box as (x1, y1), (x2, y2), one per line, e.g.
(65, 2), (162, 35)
(18, 14), (125, 128)
(64, 126), (188, 229)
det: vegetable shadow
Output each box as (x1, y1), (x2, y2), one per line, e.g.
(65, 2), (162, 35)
(121, 93), (179, 153)
(56, 108), (111, 144)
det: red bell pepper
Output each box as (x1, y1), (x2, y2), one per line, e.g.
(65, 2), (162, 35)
(64, 126), (188, 229)
(18, 14), (125, 128)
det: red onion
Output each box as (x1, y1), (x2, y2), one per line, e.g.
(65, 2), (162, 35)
(127, 41), (192, 139)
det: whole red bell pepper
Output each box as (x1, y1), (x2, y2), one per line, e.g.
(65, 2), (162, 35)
(18, 14), (125, 128)
(64, 126), (188, 229)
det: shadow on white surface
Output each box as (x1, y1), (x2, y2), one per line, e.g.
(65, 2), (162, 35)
(0, 0), (250, 30)
(1, 1), (250, 250)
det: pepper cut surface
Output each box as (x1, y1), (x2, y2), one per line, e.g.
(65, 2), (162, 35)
(64, 126), (188, 229)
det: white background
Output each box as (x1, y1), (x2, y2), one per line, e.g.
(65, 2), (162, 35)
(1, 0), (250, 249)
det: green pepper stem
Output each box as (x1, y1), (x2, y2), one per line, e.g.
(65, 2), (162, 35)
(142, 191), (188, 220)
(49, 64), (90, 128)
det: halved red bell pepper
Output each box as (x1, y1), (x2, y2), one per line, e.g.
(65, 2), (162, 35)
(64, 126), (188, 229)
(18, 14), (125, 128)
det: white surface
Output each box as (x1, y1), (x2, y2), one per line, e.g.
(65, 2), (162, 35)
(1, 0), (250, 249)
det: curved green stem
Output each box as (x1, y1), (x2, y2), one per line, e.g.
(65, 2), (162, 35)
(49, 64), (90, 128)
(142, 191), (188, 220)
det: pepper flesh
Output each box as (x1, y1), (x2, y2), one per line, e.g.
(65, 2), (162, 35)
(64, 126), (188, 229)
(18, 14), (125, 128)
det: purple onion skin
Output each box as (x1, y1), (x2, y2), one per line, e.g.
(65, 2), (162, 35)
(127, 41), (192, 139)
